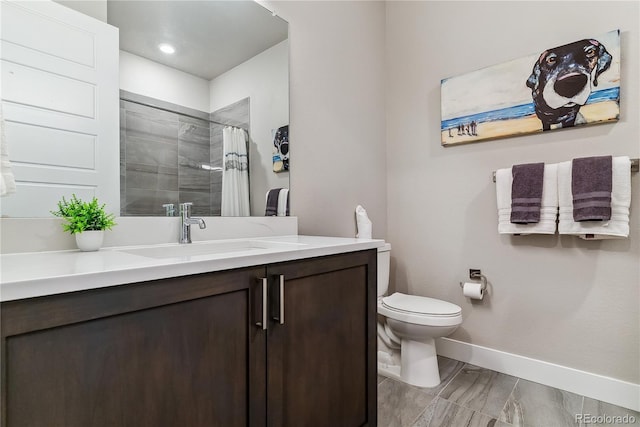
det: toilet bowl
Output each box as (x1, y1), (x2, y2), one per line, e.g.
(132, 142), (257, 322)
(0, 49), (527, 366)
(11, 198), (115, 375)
(377, 244), (462, 388)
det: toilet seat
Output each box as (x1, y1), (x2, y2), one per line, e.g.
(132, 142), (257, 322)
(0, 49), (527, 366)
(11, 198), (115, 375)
(379, 292), (462, 327)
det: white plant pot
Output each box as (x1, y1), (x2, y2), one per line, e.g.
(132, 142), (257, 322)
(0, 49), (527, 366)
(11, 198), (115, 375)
(75, 230), (104, 252)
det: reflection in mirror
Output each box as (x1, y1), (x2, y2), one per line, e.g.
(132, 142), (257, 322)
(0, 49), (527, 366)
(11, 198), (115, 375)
(110, 1), (289, 217)
(0, 0), (288, 218)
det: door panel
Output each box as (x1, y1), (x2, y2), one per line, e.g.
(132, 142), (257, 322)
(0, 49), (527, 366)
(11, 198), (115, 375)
(0, 0), (119, 217)
(2, 268), (267, 427)
(267, 251), (377, 427)
(6, 293), (245, 427)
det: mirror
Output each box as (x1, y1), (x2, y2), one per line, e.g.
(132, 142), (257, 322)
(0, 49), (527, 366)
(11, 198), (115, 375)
(0, 0), (289, 218)
(111, 0), (289, 217)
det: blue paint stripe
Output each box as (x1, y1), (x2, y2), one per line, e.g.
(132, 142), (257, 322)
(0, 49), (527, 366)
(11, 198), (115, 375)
(441, 87), (619, 130)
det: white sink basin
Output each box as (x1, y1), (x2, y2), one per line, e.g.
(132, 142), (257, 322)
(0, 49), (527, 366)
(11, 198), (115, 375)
(119, 240), (306, 259)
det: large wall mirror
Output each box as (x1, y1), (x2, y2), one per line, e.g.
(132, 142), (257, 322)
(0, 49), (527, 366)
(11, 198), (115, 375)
(0, 0), (289, 218)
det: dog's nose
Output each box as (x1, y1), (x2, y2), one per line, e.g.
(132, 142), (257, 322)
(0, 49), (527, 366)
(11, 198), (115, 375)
(554, 74), (588, 98)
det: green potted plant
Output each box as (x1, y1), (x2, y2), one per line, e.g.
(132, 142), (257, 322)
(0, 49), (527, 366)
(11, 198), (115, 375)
(51, 194), (116, 251)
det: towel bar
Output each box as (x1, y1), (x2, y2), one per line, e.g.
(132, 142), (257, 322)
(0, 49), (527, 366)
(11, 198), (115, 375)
(491, 158), (639, 182)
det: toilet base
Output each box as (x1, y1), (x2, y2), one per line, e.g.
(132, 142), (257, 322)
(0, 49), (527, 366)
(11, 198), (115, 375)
(400, 337), (441, 388)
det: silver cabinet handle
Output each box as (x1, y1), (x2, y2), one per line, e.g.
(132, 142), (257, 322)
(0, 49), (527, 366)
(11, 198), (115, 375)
(256, 277), (268, 330)
(278, 275), (285, 325)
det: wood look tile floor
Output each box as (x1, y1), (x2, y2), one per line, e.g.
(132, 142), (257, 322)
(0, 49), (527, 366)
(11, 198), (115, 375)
(377, 357), (640, 427)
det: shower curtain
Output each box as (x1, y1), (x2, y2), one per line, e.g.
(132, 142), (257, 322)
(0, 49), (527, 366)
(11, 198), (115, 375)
(221, 126), (250, 216)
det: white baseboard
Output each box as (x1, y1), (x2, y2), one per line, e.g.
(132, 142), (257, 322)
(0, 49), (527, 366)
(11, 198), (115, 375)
(436, 337), (640, 412)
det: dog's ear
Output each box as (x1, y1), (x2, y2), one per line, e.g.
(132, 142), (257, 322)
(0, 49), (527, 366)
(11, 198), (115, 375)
(590, 40), (612, 87)
(526, 50), (547, 89)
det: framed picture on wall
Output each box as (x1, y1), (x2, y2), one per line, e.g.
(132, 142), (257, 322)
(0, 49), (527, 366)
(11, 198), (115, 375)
(441, 30), (620, 146)
(273, 125), (289, 172)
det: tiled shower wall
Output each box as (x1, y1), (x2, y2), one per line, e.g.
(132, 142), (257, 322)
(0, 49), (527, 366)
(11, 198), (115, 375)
(120, 92), (250, 216)
(119, 92), (213, 216)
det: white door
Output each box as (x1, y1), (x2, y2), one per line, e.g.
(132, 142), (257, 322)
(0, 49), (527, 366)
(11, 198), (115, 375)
(0, 0), (119, 217)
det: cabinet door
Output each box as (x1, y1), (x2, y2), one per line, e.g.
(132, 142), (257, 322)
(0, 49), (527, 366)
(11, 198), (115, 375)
(1, 268), (266, 427)
(266, 250), (377, 427)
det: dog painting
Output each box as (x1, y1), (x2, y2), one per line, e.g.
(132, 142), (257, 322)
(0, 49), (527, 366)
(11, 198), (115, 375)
(526, 38), (613, 130)
(441, 30), (620, 146)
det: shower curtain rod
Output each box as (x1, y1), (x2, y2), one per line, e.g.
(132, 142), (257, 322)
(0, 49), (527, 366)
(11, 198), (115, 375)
(121, 97), (245, 129)
(491, 158), (639, 183)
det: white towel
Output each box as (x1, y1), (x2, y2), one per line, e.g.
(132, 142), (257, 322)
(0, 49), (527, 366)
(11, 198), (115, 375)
(496, 164), (558, 235)
(355, 205), (372, 238)
(558, 156), (631, 239)
(0, 106), (17, 197)
(277, 188), (289, 216)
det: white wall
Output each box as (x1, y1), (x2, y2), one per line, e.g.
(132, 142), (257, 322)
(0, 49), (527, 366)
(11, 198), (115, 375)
(267, 1), (387, 238)
(54, 0), (107, 22)
(209, 41), (289, 216)
(119, 51), (210, 113)
(386, 1), (639, 384)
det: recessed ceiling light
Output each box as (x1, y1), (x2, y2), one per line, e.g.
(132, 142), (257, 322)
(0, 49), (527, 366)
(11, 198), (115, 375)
(158, 43), (175, 54)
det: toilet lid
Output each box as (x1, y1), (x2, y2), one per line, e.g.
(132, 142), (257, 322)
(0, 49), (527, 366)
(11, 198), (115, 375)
(382, 292), (461, 316)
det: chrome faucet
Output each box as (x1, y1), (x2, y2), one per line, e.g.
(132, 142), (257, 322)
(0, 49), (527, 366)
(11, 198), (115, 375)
(179, 202), (206, 244)
(162, 203), (176, 217)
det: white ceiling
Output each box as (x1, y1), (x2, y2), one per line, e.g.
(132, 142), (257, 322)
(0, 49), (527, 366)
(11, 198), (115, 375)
(107, 1), (288, 81)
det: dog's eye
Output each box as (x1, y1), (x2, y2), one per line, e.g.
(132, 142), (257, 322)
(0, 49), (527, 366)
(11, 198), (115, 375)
(585, 46), (597, 58)
(546, 55), (557, 66)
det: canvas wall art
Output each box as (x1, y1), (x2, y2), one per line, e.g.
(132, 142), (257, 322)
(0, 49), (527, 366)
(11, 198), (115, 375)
(441, 30), (620, 146)
(272, 125), (289, 172)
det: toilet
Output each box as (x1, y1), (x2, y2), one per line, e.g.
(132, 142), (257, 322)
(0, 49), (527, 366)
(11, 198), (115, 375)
(377, 243), (462, 388)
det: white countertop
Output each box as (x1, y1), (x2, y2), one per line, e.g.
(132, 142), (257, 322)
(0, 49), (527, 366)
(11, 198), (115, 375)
(0, 235), (385, 302)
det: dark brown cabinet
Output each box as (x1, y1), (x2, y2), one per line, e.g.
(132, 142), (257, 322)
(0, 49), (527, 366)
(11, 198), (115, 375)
(1, 267), (266, 427)
(1, 249), (377, 427)
(266, 251), (377, 427)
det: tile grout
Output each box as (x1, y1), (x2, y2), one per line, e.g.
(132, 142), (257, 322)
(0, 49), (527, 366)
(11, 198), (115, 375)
(420, 362), (512, 426)
(497, 377), (519, 426)
(432, 396), (518, 427)
(434, 361), (465, 398)
(436, 364), (516, 422)
(400, 358), (466, 426)
(407, 396), (436, 427)
(435, 394), (513, 425)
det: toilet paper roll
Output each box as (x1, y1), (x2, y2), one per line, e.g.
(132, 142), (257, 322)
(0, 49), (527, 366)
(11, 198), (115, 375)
(463, 282), (484, 300)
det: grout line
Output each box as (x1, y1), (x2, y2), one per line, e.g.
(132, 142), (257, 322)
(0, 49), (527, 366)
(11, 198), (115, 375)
(438, 368), (516, 422)
(579, 396), (585, 427)
(435, 362), (465, 398)
(407, 396), (438, 427)
(438, 397), (516, 426)
(377, 376), (390, 387)
(498, 378), (519, 426)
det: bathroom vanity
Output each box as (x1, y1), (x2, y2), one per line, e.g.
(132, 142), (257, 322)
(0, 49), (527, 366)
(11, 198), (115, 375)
(0, 237), (380, 427)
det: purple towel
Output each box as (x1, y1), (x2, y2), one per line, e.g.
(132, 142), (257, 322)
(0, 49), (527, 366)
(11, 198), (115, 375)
(265, 188), (281, 216)
(285, 191), (290, 216)
(572, 156), (612, 221)
(510, 162), (545, 224)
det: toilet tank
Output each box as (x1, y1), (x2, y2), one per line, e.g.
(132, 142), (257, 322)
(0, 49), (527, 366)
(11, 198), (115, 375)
(377, 243), (391, 297)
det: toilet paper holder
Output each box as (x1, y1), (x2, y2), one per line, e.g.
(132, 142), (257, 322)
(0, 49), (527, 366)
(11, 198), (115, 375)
(459, 269), (487, 291)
